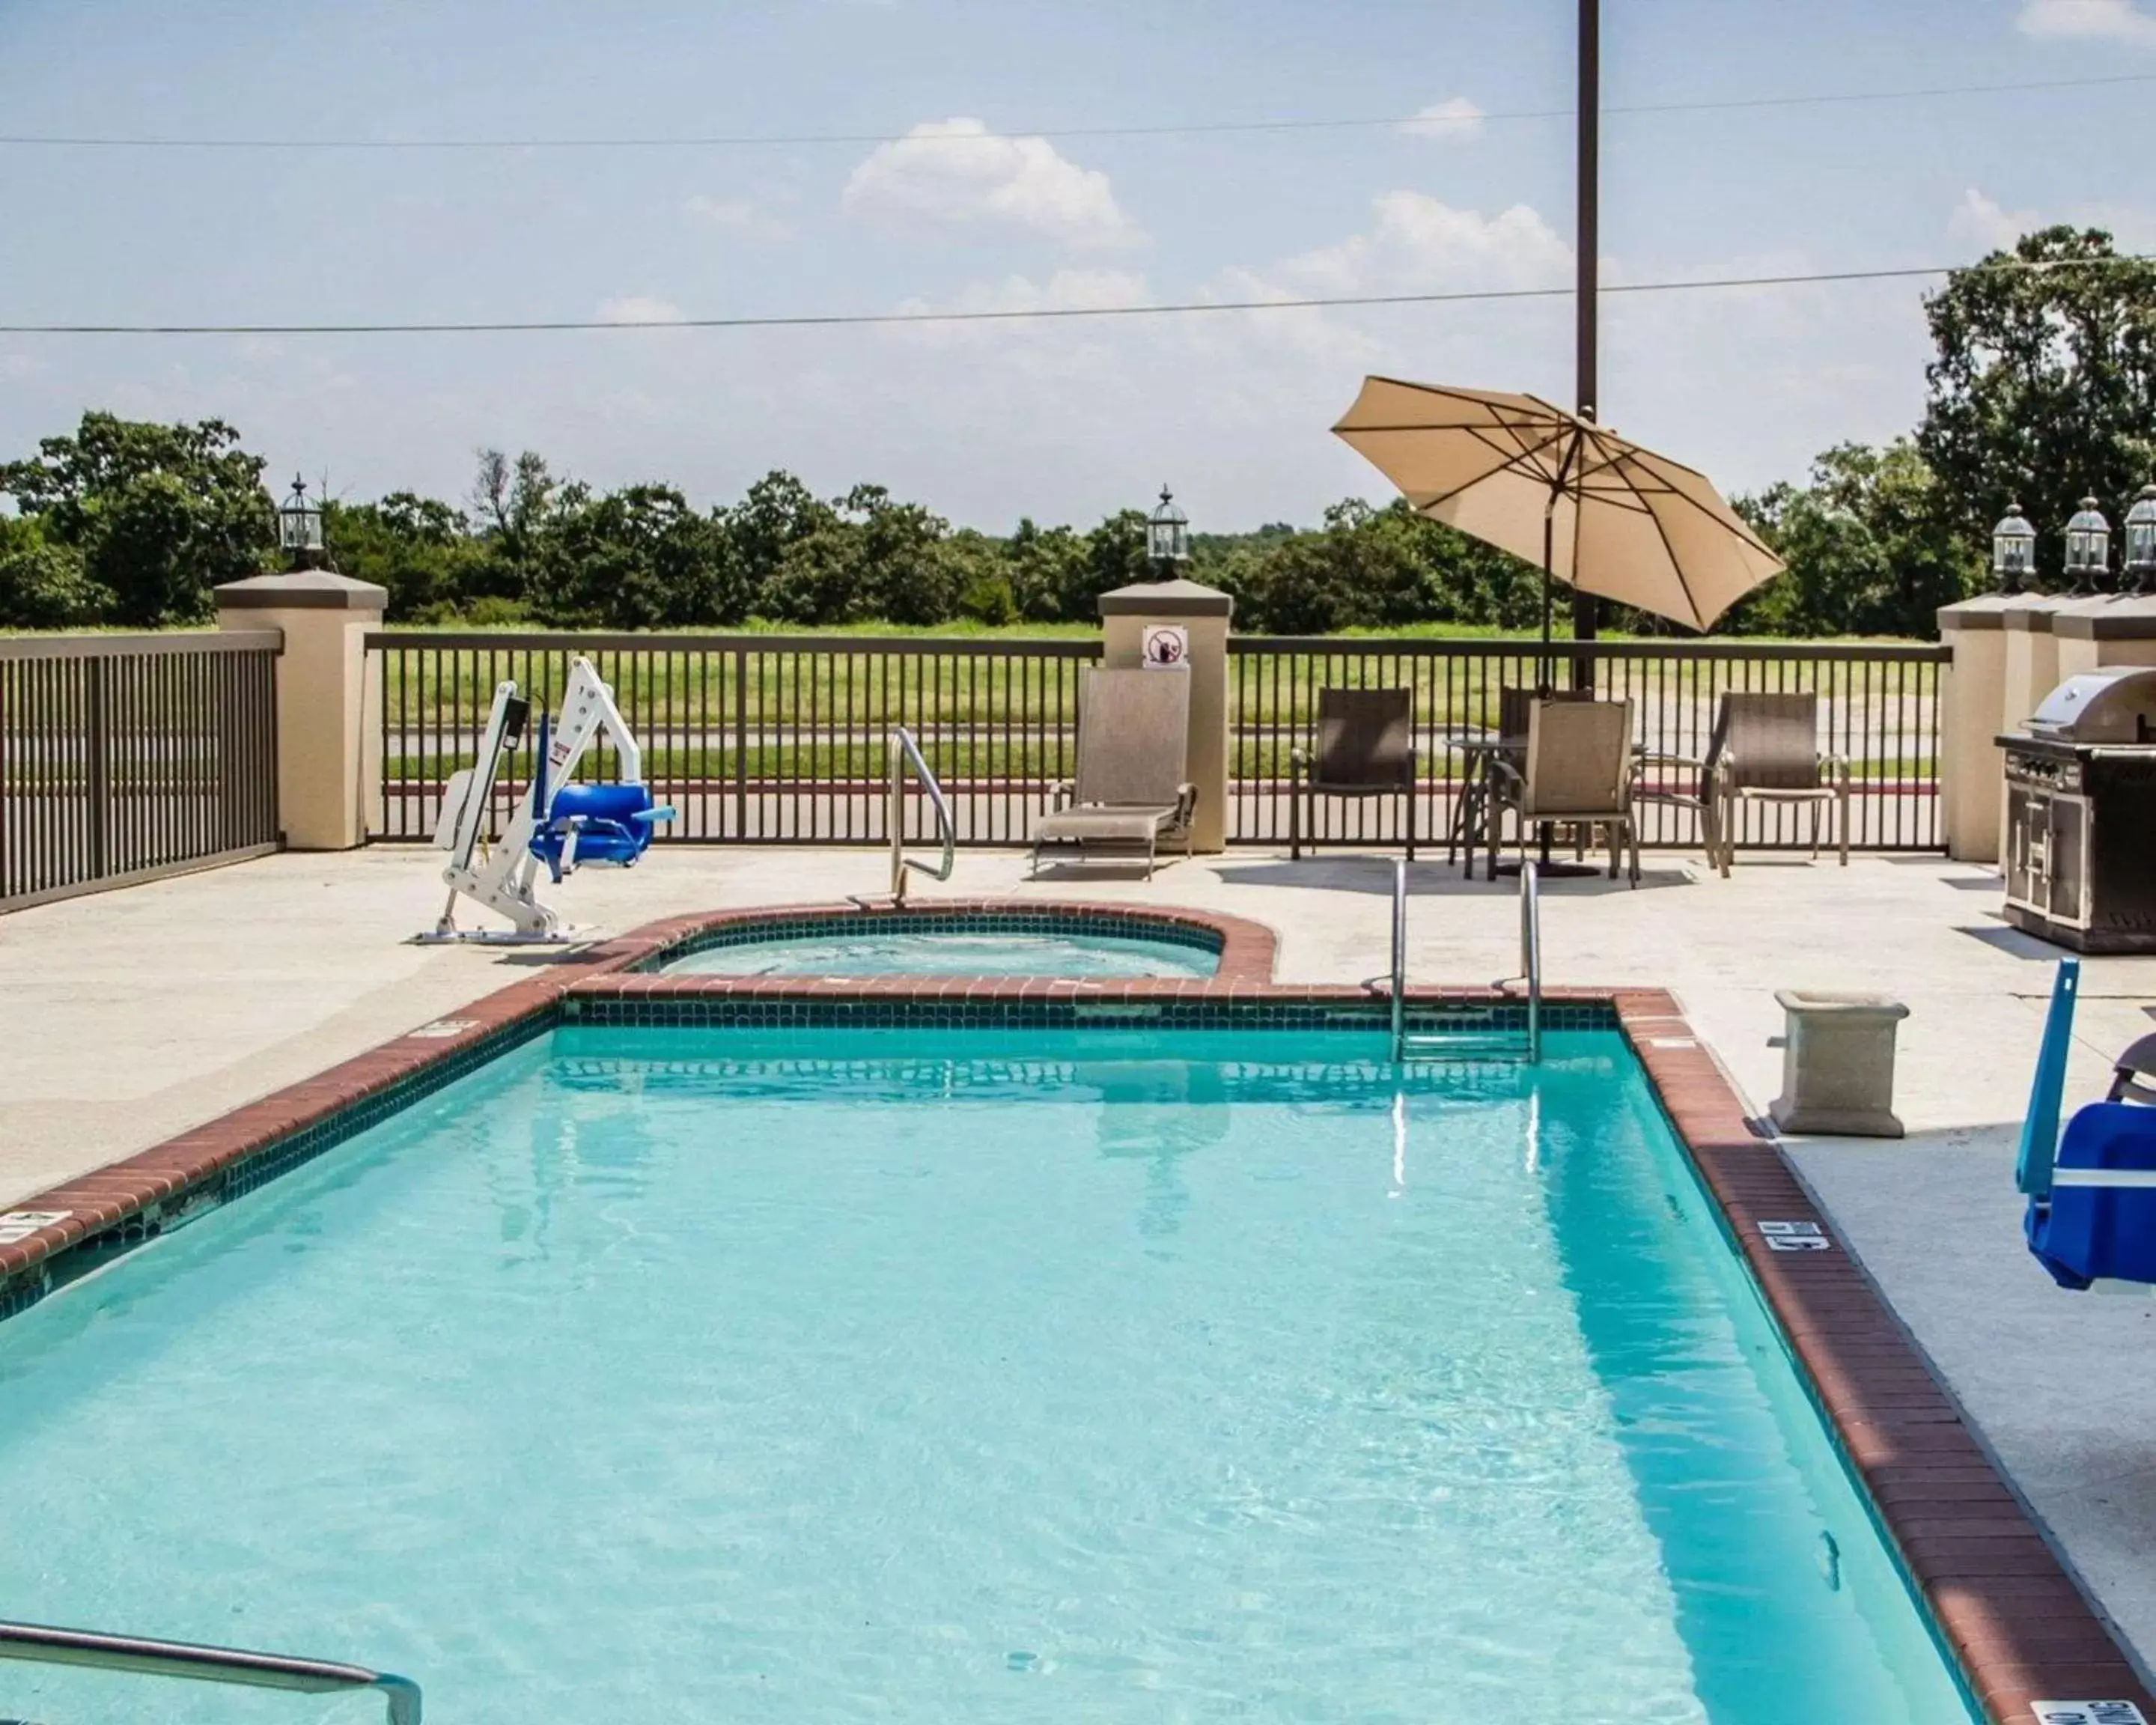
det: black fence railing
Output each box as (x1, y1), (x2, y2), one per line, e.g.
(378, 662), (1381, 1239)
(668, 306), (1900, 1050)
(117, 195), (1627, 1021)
(1, 632), (283, 912)
(368, 632), (1100, 846)
(367, 630), (1948, 854)
(1229, 637), (1949, 854)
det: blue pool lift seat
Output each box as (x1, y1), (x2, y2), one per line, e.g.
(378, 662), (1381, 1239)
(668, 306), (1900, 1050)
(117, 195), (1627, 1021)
(528, 782), (673, 883)
(2026, 1102), (2156, 1290)
(2019, 962), (2156, 1290)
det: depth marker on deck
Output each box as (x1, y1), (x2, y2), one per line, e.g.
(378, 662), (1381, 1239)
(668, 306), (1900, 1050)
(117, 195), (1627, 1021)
(1758, 1220), (1833, 1253)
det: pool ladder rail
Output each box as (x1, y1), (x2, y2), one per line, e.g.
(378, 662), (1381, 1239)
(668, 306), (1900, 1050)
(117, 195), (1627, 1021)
(883, 727), (957, 907)
(0, 1619), (420, 1724)
(1389, 857), (1542, 1064)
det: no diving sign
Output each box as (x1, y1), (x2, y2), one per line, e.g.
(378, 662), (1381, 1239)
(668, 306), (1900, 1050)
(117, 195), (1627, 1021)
(2032, 1704), (2151, 1725)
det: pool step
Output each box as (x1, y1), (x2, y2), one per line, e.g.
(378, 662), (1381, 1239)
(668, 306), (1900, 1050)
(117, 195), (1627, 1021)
(1396, 1030), (1536, 1063)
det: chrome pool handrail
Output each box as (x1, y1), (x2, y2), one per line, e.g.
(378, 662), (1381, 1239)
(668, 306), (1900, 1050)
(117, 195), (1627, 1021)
(0, 1619), (421, 1724)
(888, 726), (956, 905)
(1389, 857), (1408, 1061)
(1519, 858), (1542, 1064)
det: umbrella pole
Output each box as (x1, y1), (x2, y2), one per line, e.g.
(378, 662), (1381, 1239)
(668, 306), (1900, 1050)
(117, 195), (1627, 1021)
(1539, 503), (1554, 697)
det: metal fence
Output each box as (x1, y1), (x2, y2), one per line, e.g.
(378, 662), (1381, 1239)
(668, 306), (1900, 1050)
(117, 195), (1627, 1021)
(1231, 637), (1949, 854)
(369, 633), (1100, 846)
(1, 632), (282, 912)
(368, 630), (1948, 854)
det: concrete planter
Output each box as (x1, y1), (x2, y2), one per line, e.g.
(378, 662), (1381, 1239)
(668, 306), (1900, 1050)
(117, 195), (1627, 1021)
(1770, 991), (1910, 1138)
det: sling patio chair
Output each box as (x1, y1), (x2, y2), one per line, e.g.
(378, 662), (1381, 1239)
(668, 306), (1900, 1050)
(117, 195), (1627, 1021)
(1289, 687), (1418, 860)
(1706, 691), (1849, 875)
(1482, 696), (1639, 884)
(1030, 667), (1197, 877)
(1446, 685), (1592, 866)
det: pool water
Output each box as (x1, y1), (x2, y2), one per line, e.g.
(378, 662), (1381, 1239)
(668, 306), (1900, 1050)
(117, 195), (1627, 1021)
(0, 1029), (1976, 1725)
(662, 928), (1219, 979)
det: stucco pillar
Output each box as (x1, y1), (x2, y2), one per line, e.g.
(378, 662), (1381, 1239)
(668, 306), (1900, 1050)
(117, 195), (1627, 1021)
(214, 571), (387, 850)
(1935, 594), (2010, 863)
(2000, 597), (2064, 862)
(1097, 578), (1233, 853)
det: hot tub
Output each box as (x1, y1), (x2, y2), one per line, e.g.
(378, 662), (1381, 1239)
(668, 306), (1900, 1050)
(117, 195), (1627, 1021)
(652, 907), (1223, 980)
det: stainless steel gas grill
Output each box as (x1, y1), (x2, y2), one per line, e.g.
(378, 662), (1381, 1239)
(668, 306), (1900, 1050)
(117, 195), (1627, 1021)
(1999, 666), (2156, 952)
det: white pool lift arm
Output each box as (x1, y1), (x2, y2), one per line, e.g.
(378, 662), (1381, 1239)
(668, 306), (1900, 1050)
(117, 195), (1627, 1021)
(430, 656), (666, 940)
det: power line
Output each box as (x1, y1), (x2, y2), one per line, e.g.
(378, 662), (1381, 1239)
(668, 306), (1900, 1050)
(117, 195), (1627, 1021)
(2, 70), (2152, 151)
(3, 255), (2146, 338)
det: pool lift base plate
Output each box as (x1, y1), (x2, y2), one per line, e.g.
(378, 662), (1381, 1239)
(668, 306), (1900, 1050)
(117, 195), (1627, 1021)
(407, 923), (601, 948)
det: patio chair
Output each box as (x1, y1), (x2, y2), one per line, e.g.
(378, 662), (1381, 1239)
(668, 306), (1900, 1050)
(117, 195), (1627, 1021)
(1446, 686), (1592, 865)
(1289, 687), (1417, 860)
(1627, 746), (1720, 865)
(1706, 692), (1849, 876)
(1483, 697), (1638, 884)
(1030, 667), (1197, 877)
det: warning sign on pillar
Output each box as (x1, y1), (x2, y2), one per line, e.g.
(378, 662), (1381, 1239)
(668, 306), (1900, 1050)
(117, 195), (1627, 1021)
(1141, 624), (1189, 669)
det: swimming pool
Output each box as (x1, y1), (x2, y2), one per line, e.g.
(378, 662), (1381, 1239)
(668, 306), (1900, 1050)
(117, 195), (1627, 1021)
(0, 1026), (1976, 1724)
(654, 909), (1222, 979)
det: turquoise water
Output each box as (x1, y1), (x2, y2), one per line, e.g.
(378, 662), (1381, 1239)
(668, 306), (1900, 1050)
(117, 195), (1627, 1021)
(662, 929), (1219, 979)
(0, 1029), (1976, 1725)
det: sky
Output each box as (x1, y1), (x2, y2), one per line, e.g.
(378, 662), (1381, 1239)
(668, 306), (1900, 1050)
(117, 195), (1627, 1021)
(1, 0), (2153, 532)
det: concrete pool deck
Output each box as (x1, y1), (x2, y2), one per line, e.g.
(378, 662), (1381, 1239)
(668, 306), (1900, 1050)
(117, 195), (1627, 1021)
(4, 843), (2156, 1688)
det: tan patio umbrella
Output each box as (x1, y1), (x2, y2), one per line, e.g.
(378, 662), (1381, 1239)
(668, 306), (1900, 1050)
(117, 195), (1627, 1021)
(1331, 376), (1784, 634)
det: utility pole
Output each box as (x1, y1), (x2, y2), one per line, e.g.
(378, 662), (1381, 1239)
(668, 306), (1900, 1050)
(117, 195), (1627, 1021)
(1571, 0), (1601, 650)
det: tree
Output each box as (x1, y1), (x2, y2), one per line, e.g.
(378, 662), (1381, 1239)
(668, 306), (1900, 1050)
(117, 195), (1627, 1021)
(722, 471), (838, 615)
(0, 413), (274, 624)
(1919, 225), (2156, 585)
(526, 484), (741, 628)
(1065, 509), (1151, 620)
(0, 513), (111, 628)
(1730, 441), (1980, 637)
(325, 493), (491, 620)
(1002, 518), (1089, 621)
(469, 448), (558, 599)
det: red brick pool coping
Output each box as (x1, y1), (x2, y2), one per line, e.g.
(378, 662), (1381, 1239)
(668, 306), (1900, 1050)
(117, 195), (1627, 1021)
(1, 898), (2147, 1724)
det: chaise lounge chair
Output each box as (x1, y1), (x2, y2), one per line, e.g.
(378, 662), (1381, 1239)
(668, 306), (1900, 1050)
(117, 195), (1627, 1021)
(1030, 667), (1197, 877)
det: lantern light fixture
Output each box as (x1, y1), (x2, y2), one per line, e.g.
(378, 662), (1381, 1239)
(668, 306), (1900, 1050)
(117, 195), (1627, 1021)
(277, 473), (325, 571)
(1990, 502), (2037, 596)
(2122, 484), (2156, 597)
(2062, 496), (2112, 598)
(1145, 485), (1190, 579)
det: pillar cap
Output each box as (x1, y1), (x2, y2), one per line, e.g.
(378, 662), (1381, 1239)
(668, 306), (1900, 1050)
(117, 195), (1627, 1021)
(215, 571), (388, 612)
(1097, 577), (1233, 619)
(2053, 593), (2156, 641)
(2001, 593), (2065, 633)
(1937, 594), (2018, 631)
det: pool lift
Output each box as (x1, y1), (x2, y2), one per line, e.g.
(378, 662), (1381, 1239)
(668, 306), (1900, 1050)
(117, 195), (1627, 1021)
(2018, 957), (2156, 1292)
(422, 655), (673, 943)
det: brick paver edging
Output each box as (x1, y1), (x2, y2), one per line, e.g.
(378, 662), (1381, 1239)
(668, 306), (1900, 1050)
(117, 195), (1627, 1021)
(1615, 989), (2156, 1725)
(0, 904), (2145, 1724)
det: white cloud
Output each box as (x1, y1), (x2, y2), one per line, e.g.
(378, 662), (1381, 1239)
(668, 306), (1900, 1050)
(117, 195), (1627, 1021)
(1396, 97), (1485, 141)
(895, 268), (1151, 317)
(597, 295), (686, 325)
(882, 270), (1151, 360)
(1949, 186), (2156, 252)
(2018, 0), (2156, 45)
(841, 118), (1140, 249)
(1949, 188), (2033, 251)
(1253, 191), (1573, 298)
(683, 195), (793, 243)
